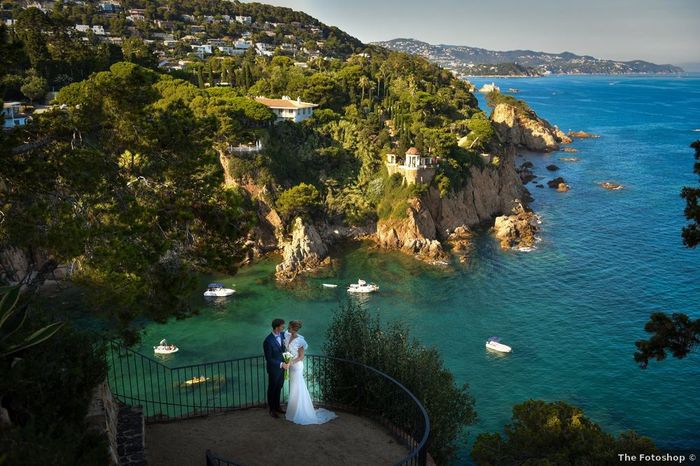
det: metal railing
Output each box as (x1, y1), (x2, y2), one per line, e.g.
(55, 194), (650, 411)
(107, 341), (430, 465)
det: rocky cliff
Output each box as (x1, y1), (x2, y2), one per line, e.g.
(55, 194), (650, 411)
(375, 198), (447, 263)
(275, 217), (331, 282)
(375, 150), (528, 259)
(491, 103), (571, 152)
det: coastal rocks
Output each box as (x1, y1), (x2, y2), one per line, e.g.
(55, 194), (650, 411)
(490, 103), (570, 152)
(275, 218), (330, 282)
(375, 198), (447, 263)
(557, 183), (570, 192)
(568, 130), (600, 139)
(492, 203), (539, 250)
(599, 181), (624, 190)
(546, 164), (559, 171)
(547, 177), (566, 188)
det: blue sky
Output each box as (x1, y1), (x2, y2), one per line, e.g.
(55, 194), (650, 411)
(252, 0), (699, 65)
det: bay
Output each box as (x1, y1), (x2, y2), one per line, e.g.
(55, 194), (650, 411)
(135, 75), (700, 462)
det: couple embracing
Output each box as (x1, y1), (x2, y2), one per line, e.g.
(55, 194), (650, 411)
(263, 318), (337, 425)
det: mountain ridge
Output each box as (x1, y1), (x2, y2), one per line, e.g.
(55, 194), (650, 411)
(373, 38), (684, 75)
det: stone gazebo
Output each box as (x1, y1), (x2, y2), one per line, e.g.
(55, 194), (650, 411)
(386, 147), (436, 185)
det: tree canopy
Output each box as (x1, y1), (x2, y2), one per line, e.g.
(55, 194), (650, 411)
(471, 400), (657, 465)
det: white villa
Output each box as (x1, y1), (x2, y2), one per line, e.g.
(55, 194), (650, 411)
(3, 102), (27, 129)
(254, 96), (318, 123)
(386, 147), (437, 185)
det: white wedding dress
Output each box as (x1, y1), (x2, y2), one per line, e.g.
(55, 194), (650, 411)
(285, 333), (337, 425)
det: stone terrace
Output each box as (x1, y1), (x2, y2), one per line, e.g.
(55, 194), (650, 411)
(145, 408), (411, 466)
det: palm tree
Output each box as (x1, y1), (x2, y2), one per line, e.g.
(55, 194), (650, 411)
(359, 75), (369, 101)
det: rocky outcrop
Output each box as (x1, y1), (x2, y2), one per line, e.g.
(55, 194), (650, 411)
(275, 218), (330, 281)
(493, 203), (539, 250)
(599, 181), (624, 191)
(375, 198), (447, 263)
(568, 130), (600, 139)
(491, 103), (571, 152)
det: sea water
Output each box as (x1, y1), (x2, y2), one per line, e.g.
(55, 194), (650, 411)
(135, 75), (700, 463)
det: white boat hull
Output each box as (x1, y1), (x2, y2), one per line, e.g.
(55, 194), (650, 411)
(154, 346), (179, 354)
(322, 284), (338, 288)
(347, 285), (379, 293)
(203, 288), (235, 297)
(486, 341), (512, 353)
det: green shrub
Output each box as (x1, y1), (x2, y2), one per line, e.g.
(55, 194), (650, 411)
(276, 183), (321, 220)
(324, 303), (477, 465)
(471, 400), (657, 465)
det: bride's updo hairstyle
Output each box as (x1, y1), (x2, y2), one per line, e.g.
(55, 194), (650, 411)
(289, 320), (303, 331)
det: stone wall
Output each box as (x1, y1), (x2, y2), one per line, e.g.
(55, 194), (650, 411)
(85, 381), (147, 466)
(85, 381), (120, 465)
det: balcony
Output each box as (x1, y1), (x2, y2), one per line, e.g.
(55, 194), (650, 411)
(107, 342), (430, 466)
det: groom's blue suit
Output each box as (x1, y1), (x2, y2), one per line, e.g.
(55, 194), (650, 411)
(263, 332), (285, 413)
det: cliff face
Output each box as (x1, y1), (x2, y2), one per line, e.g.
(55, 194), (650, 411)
(375, 198), (447, 263)
(375, 150), (528, 258)
(491, 103), (571, 152)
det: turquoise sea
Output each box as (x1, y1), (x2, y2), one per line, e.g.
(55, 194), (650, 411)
(135, 75), (700, 463)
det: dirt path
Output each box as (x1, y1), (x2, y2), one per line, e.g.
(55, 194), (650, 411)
(146, 408), (411, 466)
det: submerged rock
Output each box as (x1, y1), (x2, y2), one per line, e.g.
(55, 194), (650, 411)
(599, 181), (624, 191)
(568, 130), (600, 139)
(546, 164), (559, 171)
(561, 147), (579, 153)
(559, 157), (580, 162)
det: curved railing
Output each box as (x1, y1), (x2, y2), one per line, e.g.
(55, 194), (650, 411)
(106, 341), (430, 466)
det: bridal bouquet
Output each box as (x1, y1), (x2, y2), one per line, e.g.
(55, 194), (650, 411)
(283, 352), (293, 380)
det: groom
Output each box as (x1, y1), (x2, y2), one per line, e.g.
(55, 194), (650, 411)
(263, 318), (289, 418)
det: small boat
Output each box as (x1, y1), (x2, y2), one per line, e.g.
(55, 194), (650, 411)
(154, 339), (179, 354)
(347, 279), (379, 293)
(485, 337), (512, 353)
(183, 375), (209, 385)
(322, 283), (338, 288)
(507, 88), (520, 93)
(203, 283), (235, 297)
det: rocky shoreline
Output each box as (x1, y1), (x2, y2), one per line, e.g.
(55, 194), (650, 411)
(225, 97), (583, 282)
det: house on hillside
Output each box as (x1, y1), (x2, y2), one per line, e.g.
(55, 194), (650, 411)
(3, 102), (28, 129)
(254, 96), (318, 123)
(235, 15), (252, 24)
(385, 147), (437, 185)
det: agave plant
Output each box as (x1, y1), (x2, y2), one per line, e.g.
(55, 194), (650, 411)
(0, 286), (64, 358)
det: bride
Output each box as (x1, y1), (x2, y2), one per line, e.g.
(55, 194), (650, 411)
(284, 320), (337, 425)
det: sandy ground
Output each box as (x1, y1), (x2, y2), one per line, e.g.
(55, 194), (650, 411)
(145, 408), (411, 466)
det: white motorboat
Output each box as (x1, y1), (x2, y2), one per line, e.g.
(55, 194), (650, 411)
(322, 283), (338, 288)
(154, 339), (179, 354)
(203, 283), (235, 297)
(485, 337), (512, 353)
(347, 279), (379, 293)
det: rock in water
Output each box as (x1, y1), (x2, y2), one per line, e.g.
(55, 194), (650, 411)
(493, 203), (539, 250)
(546, 164), (559, 171)
(275, 218), (329, 281)
(599, 181), (624, 190)
(557, 182), (570, 192)
(547, 177), (566, 188)
(568, 130), (600, 139)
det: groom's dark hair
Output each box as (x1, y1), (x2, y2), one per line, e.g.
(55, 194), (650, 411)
(271, 318), (285, 329)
